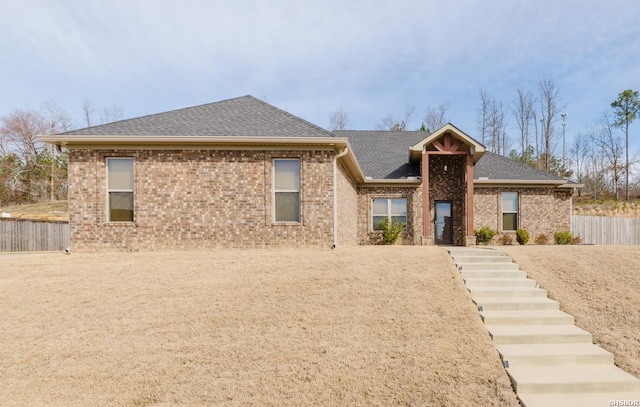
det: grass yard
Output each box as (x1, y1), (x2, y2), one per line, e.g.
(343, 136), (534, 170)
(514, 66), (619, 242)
(500, 245), (640, 380)
(0, 247), (519, 406)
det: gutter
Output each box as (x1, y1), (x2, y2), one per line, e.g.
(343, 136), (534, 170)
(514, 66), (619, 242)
(333, 147), (349, 249)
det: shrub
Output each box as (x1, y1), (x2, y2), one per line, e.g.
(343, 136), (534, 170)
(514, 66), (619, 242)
(553, 230), (573, 245)
(571, 235), (582, 245)
(474, 226), (497, 245)
(377, 218), (405, 245)
(498, 234), (513, 245)
(516, 228), (530, 245)
(535, 234), (549, 245)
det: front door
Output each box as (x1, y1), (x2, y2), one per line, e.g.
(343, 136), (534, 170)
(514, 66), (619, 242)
(435, 201), (453, 245)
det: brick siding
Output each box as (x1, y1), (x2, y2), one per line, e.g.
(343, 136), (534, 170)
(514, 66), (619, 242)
(474, 186), (572, 243)
(68, 149), (338, 251)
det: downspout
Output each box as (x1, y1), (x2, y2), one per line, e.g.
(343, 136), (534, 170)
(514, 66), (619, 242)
(332, 147), (349, 249)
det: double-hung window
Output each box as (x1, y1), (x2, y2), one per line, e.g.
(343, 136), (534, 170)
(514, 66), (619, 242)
(372, 198), (407, 230)
(107, 158), (134, 222)
(502, 192), (518, 231)
(274, 159), (300, 222)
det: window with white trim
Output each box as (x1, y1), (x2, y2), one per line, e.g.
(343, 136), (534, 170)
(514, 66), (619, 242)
(274, 159), (300, 222)
(107, 158), (134, 222)
(502, 192), (518, 231)
(372, 198), (407, 230)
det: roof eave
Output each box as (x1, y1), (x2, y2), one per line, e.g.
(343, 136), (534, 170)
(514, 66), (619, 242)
(474, 179), (574, 187)
(38, 134), (345, 146)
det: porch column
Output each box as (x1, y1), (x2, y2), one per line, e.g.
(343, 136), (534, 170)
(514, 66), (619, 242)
(422, 151), (430, 237)
(466, 153), (475, 237)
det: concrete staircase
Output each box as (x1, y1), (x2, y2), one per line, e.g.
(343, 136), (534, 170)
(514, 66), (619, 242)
(449, 247), (640, 407)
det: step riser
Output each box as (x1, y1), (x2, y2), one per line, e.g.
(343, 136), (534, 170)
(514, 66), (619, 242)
(490, 333), (592, 345)
(501, 354), (614, 367)
(465, 279), (536, 288)
(452, 256), (513, 263)
(474, 301), (560, 311)
(458, 263), (520, 271)
(481, 316), (574, 325)
(470, 289), (547, 298)
(511, 380), (640, 394)
(461, 271), (527, 278)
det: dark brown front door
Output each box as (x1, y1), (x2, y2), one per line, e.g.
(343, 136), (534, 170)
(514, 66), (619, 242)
(435, 201), (453, 245)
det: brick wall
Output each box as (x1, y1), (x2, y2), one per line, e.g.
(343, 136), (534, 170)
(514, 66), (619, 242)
(68, 149), (337, 251)
(336, 160), (358, 246)
(428, 155), (467, 246)
(474, 186), (572, 242)
(356, 185), (422, 245)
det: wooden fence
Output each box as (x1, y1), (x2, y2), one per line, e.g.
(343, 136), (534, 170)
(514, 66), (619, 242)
(0, 218), (69, 252)
(572, 215), (640, 245)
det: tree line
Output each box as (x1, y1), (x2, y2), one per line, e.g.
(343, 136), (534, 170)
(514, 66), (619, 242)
(329, 79), (640, 201)
(0, 100), (124, 206)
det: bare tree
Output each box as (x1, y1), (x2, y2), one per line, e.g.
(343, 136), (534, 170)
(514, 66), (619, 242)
(329, 106), (351, 131)
(82, 98), (94, 127)
(100, 105), (125, 124)
(511, 89), (535, 160)
(424, 101), (450, 133)
(570, 132), (591, 195)
(375, 103), (416, 131)
(478, 90), (491, 145)
(590, 113), (624, 199)
(539, 76), (564, 171)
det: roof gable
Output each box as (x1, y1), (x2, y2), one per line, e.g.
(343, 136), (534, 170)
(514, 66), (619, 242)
(409, 123), (486, 163)
(61, 95), (334, 138)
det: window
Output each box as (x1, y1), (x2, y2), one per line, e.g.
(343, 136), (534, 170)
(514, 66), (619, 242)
(107, 158), (134, 222)
(502, 192), (518, 231)
(274, 159), (300, 222)
(372, 198), (407, 230)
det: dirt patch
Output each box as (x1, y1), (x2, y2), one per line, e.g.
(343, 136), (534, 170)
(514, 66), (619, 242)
(500, 245), (640, 379)
(0, 247), (519, 406)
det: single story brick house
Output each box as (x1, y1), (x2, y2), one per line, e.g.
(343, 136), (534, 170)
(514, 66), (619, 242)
(40, 95), (580, 251)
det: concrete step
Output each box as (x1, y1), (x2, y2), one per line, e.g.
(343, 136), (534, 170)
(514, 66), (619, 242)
(457, 262), (520, 271)
(497, 343), (614, 367)
(452, 255), (513, 263)
(506, 364), (640, 394)
(486, 324), (592, 345)
(480, 310), (574, 325)
(474, 297), (560, 311)
(464, 277), (536, 288)
(448, 248), (506, 257)
(461, 269), (527, 279)
(518, 392), (640, 407)
(469, 287), (547, 299)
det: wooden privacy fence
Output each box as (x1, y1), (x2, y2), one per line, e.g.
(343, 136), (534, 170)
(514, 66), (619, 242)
(0, 218), (69, 252)
(572, 215), (640, 245)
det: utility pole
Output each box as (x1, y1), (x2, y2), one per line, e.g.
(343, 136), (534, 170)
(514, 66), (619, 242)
(561, 112), (567, 170)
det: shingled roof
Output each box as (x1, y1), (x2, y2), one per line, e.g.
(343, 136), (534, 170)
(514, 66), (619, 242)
(335, 131), (424, 179)
(337, 130), (572, 184)
(62, 95), (334, 138)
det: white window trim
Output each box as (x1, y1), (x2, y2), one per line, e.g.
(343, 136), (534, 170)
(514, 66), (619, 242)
(501, 191), (518, 231)
(106, 157), (134, 223)
(273, 158), (301, 223)
(371, 197), (407, 231)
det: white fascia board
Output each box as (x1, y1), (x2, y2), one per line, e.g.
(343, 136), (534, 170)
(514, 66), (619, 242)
(474, 179), (569, 187)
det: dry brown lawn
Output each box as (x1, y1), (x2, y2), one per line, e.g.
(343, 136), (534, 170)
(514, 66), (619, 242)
(500, 245), (640, 379)
(0, 247), (519, 407)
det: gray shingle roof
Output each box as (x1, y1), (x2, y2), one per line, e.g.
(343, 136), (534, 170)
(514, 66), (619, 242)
(62, 95), (334, 138)
(335, 131), (425, 179)
(474, 152), (567, 181)
(337, 131), (570, 183)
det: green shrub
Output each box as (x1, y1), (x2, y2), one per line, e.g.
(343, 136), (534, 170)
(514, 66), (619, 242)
(516, 228), (530, 245)
(535, 234), (549, 245)
(474, 226), (497, 245)
(377, 218), (405, 245)
(498, 234), (513, 245)
(553, 230), (573, 245)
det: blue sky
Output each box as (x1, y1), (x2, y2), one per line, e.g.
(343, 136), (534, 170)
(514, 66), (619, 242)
(2, 0), (640, 153)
